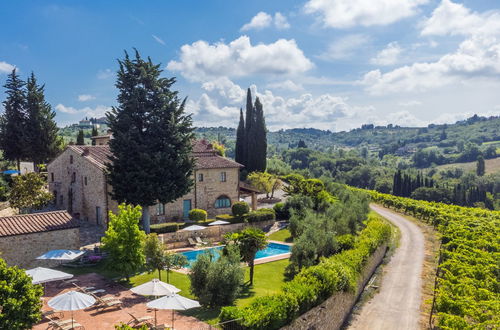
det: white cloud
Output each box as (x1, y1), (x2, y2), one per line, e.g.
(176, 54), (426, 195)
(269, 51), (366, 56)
(187, 79), (374, 130)
(274, 13), (290, 30)
(267, 80), (304, 92)
(241, 12), (272, 31)
(304, 0), (428, 29)
(371, 42), (402, 66)
(240, 12), (290, 31)
(77, 94), (95, 102)
(362, 36), (500, 94)
(398, 100), (422, 107)
(421, 0), (500, 37)
(318, 34), (369, 60)
(167, 36), (313, 82)
(152, 34), (166, 45)
(0, 61), (15, 74)
(97, 69), (113, 80)
(55, 104), (111, 117)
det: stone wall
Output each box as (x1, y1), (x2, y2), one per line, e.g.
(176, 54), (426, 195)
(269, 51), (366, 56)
(158, 220), (275, 249)
(0, 228), (80, 269)
(281, 244), (388, 330)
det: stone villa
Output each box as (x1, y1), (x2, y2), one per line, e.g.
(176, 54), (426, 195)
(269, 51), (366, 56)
(47, 138), (249, 228)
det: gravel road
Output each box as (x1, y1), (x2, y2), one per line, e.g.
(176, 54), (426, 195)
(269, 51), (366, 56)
(348, 204), (425, 330)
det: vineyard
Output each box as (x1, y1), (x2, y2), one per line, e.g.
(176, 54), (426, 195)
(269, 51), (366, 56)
(361, 189), (500, 329)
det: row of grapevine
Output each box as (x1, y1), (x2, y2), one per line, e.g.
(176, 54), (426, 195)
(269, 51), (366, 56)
(359, 189), (500, 329)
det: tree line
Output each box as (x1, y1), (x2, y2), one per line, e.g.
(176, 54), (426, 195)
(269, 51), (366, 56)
(0, 70), (61, 171)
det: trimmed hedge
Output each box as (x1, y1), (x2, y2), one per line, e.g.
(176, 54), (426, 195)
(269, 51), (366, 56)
(189, 209), (207, 221)
(150, 222), (183, 234)
(246, 208), (276, 223)
(273, 202), (288, 220)
(219, 215), (391, 329)
(232, 202), (250, 217)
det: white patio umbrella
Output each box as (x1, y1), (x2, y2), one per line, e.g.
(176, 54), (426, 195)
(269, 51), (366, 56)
(181, 225), (207, 231)
(36, 249), (85, 261)
(26, 267), (73, 284)
(48, 290), (95, 329)
(131, 278), (180, 296)
(208, 220), (230, 226)
(208, 220), (230, 239)
(147, 294), (200, 329)
(131, 279), (181, 327)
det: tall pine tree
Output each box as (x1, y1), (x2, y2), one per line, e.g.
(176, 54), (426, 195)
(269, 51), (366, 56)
(107, 50), (194, 233)
(91, 126), (98, 145)
(235, 108), (246, 165)
(0, 69), (28, 170)
(244, 88), (256, 172)
(253, 97), (267, 172)
(25, 72), (60, 169)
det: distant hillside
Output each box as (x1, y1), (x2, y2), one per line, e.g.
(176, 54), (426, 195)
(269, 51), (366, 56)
(435, 157), (500, 175)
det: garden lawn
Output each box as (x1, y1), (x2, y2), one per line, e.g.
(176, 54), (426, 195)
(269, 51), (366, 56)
(268, 229), (292, 243)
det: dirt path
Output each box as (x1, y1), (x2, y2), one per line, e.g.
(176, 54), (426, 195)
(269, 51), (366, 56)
(348, 204), (425, 330)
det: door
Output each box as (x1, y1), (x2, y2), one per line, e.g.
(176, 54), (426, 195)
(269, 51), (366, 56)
(183, 199), (192, 219)
(96, 206), (101, 225)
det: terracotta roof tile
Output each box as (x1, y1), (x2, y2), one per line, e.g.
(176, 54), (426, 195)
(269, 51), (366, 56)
(0, 211), (79, 238)
(70, 141), (243, 170)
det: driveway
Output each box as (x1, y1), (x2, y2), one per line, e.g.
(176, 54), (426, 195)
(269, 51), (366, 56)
(348, 204), (425, 330)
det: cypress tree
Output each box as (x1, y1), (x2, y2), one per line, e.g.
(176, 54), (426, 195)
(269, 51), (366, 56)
(25, 72), (60, 169)
(91, 126), (98, 145)
(244, 88), (256, 172)
(76, 129), (85, 145)
(235, 108), (246, 165)
(107, 50), (194, 233)
(476, 155), (485, 176)
(253, 97), (267, 172)
(0, 69), (28, 170)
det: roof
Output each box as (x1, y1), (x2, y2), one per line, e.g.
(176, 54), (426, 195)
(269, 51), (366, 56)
(68, 141), (243, 170)
(0, 211), (79, 238)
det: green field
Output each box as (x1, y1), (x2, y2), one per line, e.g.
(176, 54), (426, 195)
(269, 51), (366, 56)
(435, 156), (500, 174)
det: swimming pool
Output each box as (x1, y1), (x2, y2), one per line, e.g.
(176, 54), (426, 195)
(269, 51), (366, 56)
(180, 242), (291, 268)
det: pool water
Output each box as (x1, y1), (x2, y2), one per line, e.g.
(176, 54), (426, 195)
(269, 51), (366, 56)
(180, 242), (291, 268)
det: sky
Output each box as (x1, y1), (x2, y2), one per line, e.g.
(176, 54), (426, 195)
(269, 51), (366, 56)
(0, 0), (499, 131)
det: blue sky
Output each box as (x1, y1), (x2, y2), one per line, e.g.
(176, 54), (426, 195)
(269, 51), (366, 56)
(1, 0), (499, 130)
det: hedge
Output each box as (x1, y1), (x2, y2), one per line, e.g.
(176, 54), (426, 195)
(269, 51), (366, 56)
(232, 202), (250, 217)
(150, 222), (184, 234)
(246, 208), (276, 223)
(219, 215), (391, 329)
(189, 209), (207, 221)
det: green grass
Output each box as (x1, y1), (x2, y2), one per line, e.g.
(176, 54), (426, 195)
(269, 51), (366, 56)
(267, 229), (293, 243)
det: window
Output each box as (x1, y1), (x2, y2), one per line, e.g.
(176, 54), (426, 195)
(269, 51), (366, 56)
(71, 172), (76, 183)
(156, 203), (165, 216)
(50, 173), (54, 182)
(198, 173), (204, 182)
(53, 191), (58, 204)
(59, 195), (63, 205)
(215, 196), (231, 208)
(70, 155), (73, 164)
(84, 177), (87, 185)
(96, 206), (101, 225)
(220, 171), (227, 182)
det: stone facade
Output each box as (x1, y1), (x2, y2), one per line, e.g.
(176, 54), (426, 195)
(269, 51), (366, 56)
(0, 228), (80, 268)
(47, 142), (242, 228)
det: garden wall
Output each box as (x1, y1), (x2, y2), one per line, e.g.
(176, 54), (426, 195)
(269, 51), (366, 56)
(158, 220), (275, 249)
(281, 244), (388, 330)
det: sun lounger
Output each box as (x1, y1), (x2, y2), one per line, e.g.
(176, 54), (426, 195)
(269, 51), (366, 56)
(95, 296), (122, 311)
(195, 236), (208, 245)
(126, 312), (153, 328)
(50, 319), (84, 330)
(188, 237), (199, 247)
(42, 310), (64, 320)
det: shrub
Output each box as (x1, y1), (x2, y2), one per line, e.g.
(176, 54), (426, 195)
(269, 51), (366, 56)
(232, 201), (250, 216)
(273, 202), (288, 220)
(150, 223), (183, 234)
(189, 208), (207, 221)
(246, 209), (275, 223)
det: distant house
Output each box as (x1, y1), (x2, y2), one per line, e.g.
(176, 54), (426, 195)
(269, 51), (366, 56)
(47, 137), (244, 227)
(0, 211), (80, 268)
(78, 119), (93, 128)
(395, 146), (416, 156)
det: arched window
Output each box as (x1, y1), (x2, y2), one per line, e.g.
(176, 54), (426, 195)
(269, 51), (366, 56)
(215, 195), (231, 208)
